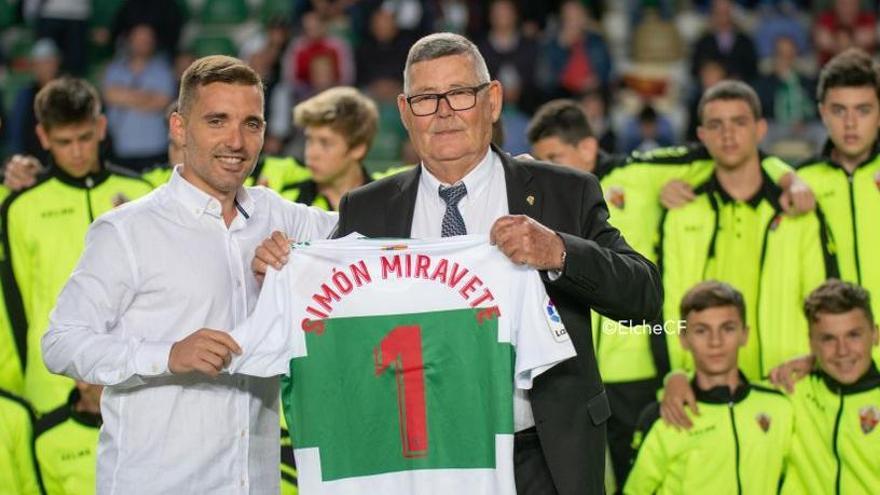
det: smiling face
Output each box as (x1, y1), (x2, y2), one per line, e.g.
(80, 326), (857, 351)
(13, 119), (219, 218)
(398, 54), (502, 176)
(171, 82), (265, 198)
(810, 308), (878, 385)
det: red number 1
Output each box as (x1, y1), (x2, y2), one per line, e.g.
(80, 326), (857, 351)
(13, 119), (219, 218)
(374, 325), (428, 458)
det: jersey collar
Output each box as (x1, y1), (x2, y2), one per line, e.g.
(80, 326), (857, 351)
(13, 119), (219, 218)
(47, 155), (112, 189)
(817, 362), (880, 395)
(699, 164), (781, 211)
(691, 370), (751, 404)
(814, 139), (880, 173)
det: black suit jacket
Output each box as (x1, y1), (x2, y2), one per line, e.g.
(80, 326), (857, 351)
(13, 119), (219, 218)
(335, 146), (663, 494)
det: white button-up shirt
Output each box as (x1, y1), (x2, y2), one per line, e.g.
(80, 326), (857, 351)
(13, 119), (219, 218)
(42, 168), (337, 494)
(410, 149), (535, 431)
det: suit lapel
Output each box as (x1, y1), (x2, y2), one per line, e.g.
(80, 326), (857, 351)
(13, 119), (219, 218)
(495, 144), (542, 219)
(385, 166), (421, 237)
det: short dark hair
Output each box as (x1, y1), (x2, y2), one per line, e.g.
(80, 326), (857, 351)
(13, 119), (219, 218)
(527, 99), (593, 145)
(698, 80), (762, 123)
(804, 279), (874, 326)
(34, 77), (101, 130)
(816, 48), (880, 103)
(178, 55), (263, 116)
(680, 281), (746, 326)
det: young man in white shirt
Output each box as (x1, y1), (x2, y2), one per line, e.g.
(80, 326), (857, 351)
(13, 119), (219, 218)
(41, 55), (337, 494)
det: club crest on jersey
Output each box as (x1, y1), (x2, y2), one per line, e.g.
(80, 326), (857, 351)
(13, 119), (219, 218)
(543, 296), (568, 342)
(859, 405), (879, 434)
(756, 413), (771, 433)
(382, 244), (409, 251)
(606, 186), (626, 210)
(874, 171), (880, 192)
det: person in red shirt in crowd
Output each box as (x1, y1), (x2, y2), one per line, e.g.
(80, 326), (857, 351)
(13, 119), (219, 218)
(814, 0), (876, 65)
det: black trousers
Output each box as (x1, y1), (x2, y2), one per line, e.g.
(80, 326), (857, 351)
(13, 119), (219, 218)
(514, 427), (559, 495)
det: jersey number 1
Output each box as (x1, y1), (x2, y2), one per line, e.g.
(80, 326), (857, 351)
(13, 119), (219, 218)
(374, 325), (428, 458)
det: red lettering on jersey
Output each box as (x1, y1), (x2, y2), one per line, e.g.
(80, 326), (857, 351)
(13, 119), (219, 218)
(414, 254), (431, 279)
(306, 306), (329, 319)
(470, 288), (495, 307)
(429, 258), (449, 284)
(476, 306), (501, 324)
(312, 283), (340, 313)
(448, 262), (469, 288)
(301, 318), (325, 335)
(381, 255), (402, 279)
(459, 275), (483, 300)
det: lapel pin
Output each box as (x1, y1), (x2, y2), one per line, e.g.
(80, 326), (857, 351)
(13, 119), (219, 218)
(526, 195), (535, 206)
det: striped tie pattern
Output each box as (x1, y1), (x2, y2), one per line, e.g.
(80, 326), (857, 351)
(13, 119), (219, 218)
(438, 182), (468, 237)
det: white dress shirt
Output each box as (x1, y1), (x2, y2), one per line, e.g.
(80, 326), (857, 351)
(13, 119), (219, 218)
(411, 149), (535, 431)
(42, 168), (337, 495)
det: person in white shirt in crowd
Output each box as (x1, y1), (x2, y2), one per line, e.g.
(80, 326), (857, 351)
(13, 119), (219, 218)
(41, 55), (337, 494)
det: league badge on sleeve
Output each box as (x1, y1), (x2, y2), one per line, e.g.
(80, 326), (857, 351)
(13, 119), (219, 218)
(859, 405), (879, 434)
(544, 296), (569, 343)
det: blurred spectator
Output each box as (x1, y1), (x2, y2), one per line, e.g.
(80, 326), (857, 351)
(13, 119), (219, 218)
(754, 36), (823, 152)
(752, 1), (809, 60)
(540, 0), (613, 96)
(28, 0), (90, 76)
(286, 11), (355, 98)
(102, 24), (175, 171)
(432, 0), (471, 34)
(579, 88), (617, 153)
(110, 0), (185, 57)
(621, 104), (675, 153)
(631, 6), (683, 64)
(497, 68), (531, 155)
(814, 0), (876, 65)
(690, 0), (758, 82)
(477, 0), (541, 113)
(240, 33), (292, 156)
(7, 39), (61, 165)
(686, 60), (729, 140)
(356, 6), (411, 88)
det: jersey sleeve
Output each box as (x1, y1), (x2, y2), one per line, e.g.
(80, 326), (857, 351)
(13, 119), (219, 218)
(511, 269), (576, 390)
(228, 264), (305, 377)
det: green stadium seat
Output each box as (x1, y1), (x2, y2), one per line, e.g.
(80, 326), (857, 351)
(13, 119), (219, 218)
(191, 32), (238, 57)
(199, 0), (249, 25)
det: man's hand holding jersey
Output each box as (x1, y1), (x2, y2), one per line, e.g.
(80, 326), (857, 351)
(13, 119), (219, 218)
(169, 329), (242, 377)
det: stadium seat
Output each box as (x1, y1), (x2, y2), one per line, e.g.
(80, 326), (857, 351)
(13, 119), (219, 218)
(199, 0), (249, 25)
(191, 32), (238, 57)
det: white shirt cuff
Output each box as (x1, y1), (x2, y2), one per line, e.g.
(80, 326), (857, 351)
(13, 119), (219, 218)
(134, 341), (174, 376)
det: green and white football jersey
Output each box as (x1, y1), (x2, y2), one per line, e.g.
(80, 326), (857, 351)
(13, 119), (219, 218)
(230, 235), (575, 494)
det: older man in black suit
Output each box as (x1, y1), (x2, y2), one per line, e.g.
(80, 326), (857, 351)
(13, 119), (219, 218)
(255, 32), (661, 495)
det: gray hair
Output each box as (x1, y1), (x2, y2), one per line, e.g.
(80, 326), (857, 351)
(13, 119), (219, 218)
(403, 32), (491, 94)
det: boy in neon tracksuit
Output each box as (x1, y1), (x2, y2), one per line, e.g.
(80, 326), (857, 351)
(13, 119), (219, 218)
(781, 280), (880, 495)
(527, 99), (808, 489)
(796, 49), (880, 365)
(34, 383), (101, 495)
(625, 281), (793, 494)
(657, 81), (836, 381)
(0, 78), (153, 414)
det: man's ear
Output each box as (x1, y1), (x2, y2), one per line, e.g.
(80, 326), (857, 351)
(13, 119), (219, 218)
(169, 111), (186, 148)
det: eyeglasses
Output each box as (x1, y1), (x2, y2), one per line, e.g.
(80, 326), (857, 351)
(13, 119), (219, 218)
(405, 83), (491, 116)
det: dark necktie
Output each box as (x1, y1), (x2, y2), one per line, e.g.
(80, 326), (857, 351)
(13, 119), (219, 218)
(438, 182), (468, 237)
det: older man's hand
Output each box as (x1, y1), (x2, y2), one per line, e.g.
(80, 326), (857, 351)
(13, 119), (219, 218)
(490, 215), (565, 270)
(251, 231), (291, 283)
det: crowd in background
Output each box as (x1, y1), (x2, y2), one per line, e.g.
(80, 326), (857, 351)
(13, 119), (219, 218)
(1, 0), (878, 171)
